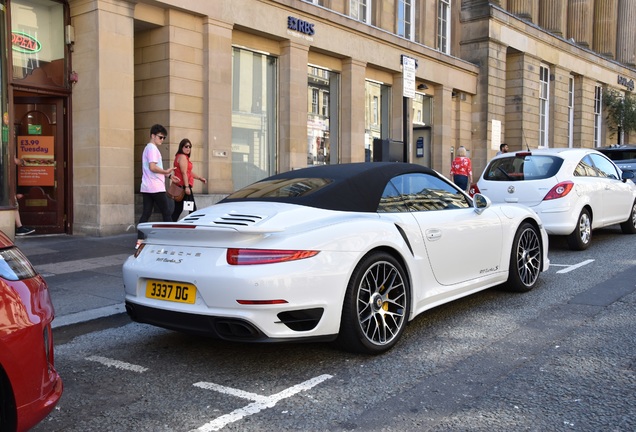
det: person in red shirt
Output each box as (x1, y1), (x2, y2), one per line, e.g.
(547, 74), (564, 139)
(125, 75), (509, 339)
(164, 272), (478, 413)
(171, 138), (207, 221)
(450, 146), (473, 192)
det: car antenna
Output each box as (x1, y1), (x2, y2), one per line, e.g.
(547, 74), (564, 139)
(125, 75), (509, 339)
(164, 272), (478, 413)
(522, 128), (531, 152)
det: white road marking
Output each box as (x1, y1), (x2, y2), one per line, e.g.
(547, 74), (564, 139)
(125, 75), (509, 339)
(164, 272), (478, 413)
(192, 374), (333, 432)
(85, 355), (148, 373)
(554, 259), (595, 274)
(193, 382), (269, 403)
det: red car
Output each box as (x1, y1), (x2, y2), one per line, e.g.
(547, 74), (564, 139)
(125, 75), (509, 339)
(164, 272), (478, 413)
(0, 231), (62, 431)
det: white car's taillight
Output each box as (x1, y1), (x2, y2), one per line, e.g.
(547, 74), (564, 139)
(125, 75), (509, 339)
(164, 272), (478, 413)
(543, 181), (574, 201)
(226, 248), (319, 265)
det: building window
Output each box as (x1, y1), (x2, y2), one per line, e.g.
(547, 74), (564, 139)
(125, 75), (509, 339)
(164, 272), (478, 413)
(307, 66), (339, 166)
(568, 75), (574, 148)
(594, 85), (603, 148)
(322, 93), (329, 117)
(539, 64), (550, 147)
(311, 88), (319, 114)
(398, 0), (414, 41)
(413, 93), (432, 126)
(11, 0), (65, 82)
(365, 80), (391, 162)
(350, 0), (371, 24)
(372, 96), (379, 125)
(231, 48), (277, 190)
(437, 0), (450, 54)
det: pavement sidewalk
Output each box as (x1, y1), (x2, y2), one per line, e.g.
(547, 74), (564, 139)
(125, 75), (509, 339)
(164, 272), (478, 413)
(14, 232), (137, 328)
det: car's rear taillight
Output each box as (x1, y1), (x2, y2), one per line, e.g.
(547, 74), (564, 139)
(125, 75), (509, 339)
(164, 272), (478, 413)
(543, 181), (574, 201)
(133, 242), (146, 258)
(227, 248), (319, 265)
(468, 183), (480, 197)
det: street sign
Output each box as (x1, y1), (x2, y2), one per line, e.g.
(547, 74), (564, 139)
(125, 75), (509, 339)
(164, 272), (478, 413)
(402, 55), (416, 99)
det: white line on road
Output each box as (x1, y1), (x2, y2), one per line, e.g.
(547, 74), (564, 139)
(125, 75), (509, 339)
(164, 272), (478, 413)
(193, 382), (269, 403)
(85, 355), (148, 373)
(192, 374), (333, 432)
(555, 259), (595, 274)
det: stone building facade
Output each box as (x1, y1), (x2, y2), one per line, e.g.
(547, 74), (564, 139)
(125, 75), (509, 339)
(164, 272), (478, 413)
(0, 0), (634, 237)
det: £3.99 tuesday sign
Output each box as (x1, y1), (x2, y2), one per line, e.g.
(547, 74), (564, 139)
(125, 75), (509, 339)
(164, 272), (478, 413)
(17, 136), (56, 186)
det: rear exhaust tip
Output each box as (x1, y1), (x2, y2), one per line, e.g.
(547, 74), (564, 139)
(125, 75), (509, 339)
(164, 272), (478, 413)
(125, 303), (137, 320)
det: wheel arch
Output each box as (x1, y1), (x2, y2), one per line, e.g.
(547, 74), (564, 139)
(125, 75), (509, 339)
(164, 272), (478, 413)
(579, 204), (594, 231)
(583, 204), (594, 223)
(521, 216), (546, 263)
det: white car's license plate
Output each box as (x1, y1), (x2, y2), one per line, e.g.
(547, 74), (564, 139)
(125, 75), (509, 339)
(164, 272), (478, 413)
(145, 279), (196, 304)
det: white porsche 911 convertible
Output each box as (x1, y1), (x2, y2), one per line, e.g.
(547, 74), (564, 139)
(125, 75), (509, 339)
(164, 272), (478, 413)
(123, 162), (549, 354)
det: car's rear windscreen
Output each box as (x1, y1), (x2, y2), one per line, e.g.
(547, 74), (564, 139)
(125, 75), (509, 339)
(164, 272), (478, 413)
(483, 155), (563, 181)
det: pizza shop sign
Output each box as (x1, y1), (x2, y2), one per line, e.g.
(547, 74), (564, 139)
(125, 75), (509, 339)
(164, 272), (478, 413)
(12, 31), (42, 54)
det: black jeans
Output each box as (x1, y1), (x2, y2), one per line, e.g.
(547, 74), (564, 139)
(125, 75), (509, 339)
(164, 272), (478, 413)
(138, 192), (172, 239)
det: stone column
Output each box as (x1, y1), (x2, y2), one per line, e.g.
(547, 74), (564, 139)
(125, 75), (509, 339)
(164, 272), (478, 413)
(432, 86), (454, 174)
(616, 0), (636, 66)
(505, 52), (541, 150)
(204, 18), (233, 194)
(508, 0), (538, 23)
(573, 76), (597, 149)
(593, 0), (618, 59)
(340, 58), (367, 163)
(539, 0), (567, 37)
(460, 38), (507, 176)
(567, 0), (594, 48)
(70, 0), (135, 235)
(551, 65), (573, 148)
(279, 40), (309, 171)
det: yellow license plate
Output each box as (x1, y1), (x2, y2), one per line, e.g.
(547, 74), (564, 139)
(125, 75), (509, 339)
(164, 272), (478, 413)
(145, 280), (196, 304)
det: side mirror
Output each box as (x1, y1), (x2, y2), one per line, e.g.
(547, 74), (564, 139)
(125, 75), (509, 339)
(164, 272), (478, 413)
(622, 170), (635, 182)
(473, 193), (491, 215)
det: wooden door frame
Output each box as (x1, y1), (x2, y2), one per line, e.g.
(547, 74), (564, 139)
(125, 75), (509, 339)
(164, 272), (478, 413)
(13, 95), (71, 233)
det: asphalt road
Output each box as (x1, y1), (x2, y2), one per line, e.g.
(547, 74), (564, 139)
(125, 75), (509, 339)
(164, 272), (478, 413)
(32, 227), (636, 431)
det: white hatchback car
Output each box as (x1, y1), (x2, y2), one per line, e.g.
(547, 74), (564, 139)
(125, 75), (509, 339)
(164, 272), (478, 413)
(474, 148), (636, 250)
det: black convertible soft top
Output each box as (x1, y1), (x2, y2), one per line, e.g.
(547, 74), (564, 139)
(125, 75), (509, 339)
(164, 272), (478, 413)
(220, 162), (439, 213)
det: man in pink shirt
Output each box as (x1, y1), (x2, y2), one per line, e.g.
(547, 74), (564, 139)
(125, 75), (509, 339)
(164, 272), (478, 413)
(137, 124), (175, 241)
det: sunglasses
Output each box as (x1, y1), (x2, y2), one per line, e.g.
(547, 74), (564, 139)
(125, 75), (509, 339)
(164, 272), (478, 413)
(156, 135), (166, 140)
(184, 145), (192, 148)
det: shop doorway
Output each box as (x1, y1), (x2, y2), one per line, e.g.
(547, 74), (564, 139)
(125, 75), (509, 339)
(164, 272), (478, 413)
(14, 97), (68, 234)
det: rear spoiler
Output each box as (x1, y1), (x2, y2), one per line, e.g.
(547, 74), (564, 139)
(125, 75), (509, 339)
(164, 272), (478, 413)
(138, 222), (284, 235)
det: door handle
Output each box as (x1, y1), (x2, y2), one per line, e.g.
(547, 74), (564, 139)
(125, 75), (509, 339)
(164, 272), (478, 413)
(425, 228), (442, 241)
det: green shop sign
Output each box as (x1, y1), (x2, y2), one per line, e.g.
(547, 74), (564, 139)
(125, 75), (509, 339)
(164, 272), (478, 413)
(28, 124), (42, 135)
